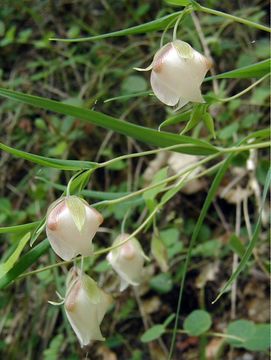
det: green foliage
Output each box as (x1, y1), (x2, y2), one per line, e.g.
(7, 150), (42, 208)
(183, 310), (212, 336)
(0, 233), (30, 278)
(0, 88), (217, 156)
(226, 320), (270, 351)
(141, 324), (166, 342)
(43, 334), (64, 360)
(150, 273), (173, 293)
(0, 1), (270, 359)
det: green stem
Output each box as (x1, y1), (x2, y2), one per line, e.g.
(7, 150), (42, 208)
(197, 4), (271, 33)
(219, 141), (271, 153)
(172, 8), (190, 41)
(169, 329), (245, 342)
(66, 171), (83, 196)
(98, 143), (203, 169)
(219, 74), (270, 103)
(95, 153), (219, 207)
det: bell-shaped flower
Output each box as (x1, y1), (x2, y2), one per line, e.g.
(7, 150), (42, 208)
(64, 267), (112, 347)
(46, 196), (103, 260)
(135, 40), (212, 109)
(106, 234), (147, 291)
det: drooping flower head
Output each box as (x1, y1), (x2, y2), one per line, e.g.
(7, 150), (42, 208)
(107, 234), (147, 291)
(135, 40), (212, 109)
(64, 267), (112, 347)
(46, 196), (103, 260)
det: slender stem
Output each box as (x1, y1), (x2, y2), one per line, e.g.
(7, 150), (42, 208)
(95, 153), (219, 207)
(172, 10), (188, 41)
(66, 171), (83, 196)
(94, 140), (271, 208)
(19, 260), (69, 278)
(97, 139), (269, 175)
(219, 141), (271, 153)
(160, 18), (178, 48)
(219, 75), (270, 103)
(121, 209), (131, 234)
(197, 4), (271, 33)
(98, 143), (202, 169)
(94, 206), (159, 256)
(167, 329), (244, 342)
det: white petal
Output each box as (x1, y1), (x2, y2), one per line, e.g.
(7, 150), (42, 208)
(150, 70), (180, 106)
(107, 236), (145, 291)
(150, 41), (210, 106)
(65, 286), (104, 346)
(46, 198), (103, 260)
(65, 274), (111, 346)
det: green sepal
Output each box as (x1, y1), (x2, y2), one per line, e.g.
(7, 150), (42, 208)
(66, 196), (86, 232)
(81, 274), (101, 304)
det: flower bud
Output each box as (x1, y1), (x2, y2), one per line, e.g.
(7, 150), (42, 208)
(64, 267), (112, 347)
(46, 196), (103, 260)
(107, 234), (147, 291)
(135, 40), (212, 109)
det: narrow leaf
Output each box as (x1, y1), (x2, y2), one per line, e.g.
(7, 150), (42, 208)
(0, 233), (30, 279)
(0, 142), (97, 170)
(0, 239), (50, 289)
(50, 11), (185, 42)
(30, 219), (46, 246)
(0, 222), (39, 234)
(229, 234), (246, 257)
(203, 113), (216, 139)
(180, 104), (206, 135)
(205, 59), (271, 81)
(140, 325), (166, 343)
(159, 110), (192, 130)
(0, 88), (218, 156)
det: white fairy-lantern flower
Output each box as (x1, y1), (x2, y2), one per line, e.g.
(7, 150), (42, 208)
(106, 234), (147, 291)
(46, 196), (103, 261)
(135, 40), (212, 109)
(64, 267), (112, 347)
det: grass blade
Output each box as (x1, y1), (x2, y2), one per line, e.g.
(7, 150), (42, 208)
(0, 88), (218, 156)
(0, 239), (50, 289)
(0, 222), (39, 234)
(205, 59), (271, 81)
(50, 11), (185, 42)
(0, 233), (30, 279)
(0, 142), (98, 170)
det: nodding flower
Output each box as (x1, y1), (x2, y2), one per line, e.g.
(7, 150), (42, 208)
(107, 234), (147, 291)
(46, 196), (103, 261)
(135, 40), (212, 110)
(64, 267), (112, 347)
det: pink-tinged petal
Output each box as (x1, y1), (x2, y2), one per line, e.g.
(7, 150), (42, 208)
(64, 269), (112, 346)
(144, 40), (212, 107)
(107, 235), (146, 291)
(46, 197), (103, 260)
